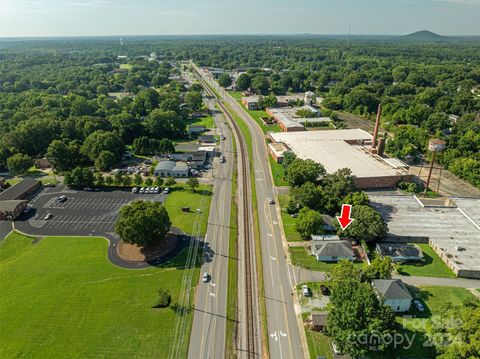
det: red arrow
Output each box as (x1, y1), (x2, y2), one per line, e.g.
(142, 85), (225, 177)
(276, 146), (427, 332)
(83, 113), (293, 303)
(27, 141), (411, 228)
(337, 204), (354, 230)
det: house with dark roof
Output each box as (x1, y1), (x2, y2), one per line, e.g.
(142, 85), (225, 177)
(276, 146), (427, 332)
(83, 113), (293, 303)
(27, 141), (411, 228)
(187, 125), (206, 135)
(311, 240), (355, 262)
(199, 135), (215, 143)
(0, 200), (28, 220)
(376, 243), (424, 263)
(372, 279), (412, 312)
(310, 311), (328, 332)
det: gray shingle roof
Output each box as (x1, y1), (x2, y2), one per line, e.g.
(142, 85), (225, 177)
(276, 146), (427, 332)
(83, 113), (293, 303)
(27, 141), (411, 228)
(377, 243), (423, 259)
(0, 200), (27, 212)
(0, 177), (40, 201)
(372, 279), (412, 300)
(312, 240), (353, 257)
(311, 311), (328, 326)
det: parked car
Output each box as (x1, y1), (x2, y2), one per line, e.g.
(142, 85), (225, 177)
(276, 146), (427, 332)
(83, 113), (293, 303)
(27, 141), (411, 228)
(163, 187), (170, 194)
(139, 187), (146, 194)
(202, 272), (210, 283)
(332, 342), (343, 355)
(220, 135), (226, 140)
(131, 187), (138, 194)
(83, 187), (93, 191)
(57, 195), (67, 202)
(268, 198), (275, 205)
(320, 285), (330, 296)
(302, 285), (310, 297)
(23, 204), (33, 213)
(414, 300), (425, 312)
(44, 213), (53, 220)
(290, 213), (298, 218)
(154, 187), (160, 194)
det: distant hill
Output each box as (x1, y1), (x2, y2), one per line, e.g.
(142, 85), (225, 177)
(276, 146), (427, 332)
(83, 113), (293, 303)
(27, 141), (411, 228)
(401, 30), (446, 42)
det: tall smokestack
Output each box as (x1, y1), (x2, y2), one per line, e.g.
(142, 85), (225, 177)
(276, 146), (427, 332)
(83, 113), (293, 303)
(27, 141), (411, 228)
(371, 103), (382, 149)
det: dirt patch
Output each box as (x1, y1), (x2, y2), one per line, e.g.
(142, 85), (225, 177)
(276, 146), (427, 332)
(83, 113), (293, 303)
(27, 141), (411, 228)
(117, 233), (178, 262)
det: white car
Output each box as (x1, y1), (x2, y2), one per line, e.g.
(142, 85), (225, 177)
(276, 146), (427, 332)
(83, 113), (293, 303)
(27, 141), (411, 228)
(163, 187), (170, 194)
(131, 187), (138, 194)
(268, 198), (275, 205)
(332, 342), (343, 355)
(139, 187), (146, 194)
(202, 272), (209, 283)
(154, 187), (160, 194)
(414, 300), (425, 312)
(302, 285), (310, 297)
(44, 213), (53, 220)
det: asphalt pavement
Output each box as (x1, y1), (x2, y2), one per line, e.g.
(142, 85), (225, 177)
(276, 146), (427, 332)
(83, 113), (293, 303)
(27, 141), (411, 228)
(188, 98), (235, 359)
(197, 68), (308, 359)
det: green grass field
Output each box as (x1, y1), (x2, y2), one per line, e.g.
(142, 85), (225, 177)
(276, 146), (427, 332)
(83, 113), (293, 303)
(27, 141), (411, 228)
(187, 115), (215, 129)
(397, 244), (455, 278)
(269, 157), (289, 187)
(278, 194), (302, 242)
(0, 232), (199, 359)
(289, 246), (365, 272)
(302, 312), (333, 359)
(163, 185), (212, 235)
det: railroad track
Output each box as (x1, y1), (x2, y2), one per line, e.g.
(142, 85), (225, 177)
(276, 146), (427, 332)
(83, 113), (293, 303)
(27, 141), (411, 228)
(192, 68), (257, 358)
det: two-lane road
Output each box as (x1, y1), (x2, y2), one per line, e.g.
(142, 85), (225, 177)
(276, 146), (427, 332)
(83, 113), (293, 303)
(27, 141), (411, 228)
(188, 98), (235, 359)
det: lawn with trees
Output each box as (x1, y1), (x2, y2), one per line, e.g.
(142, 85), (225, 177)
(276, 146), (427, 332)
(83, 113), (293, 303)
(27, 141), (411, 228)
(0, 232), (199, 359)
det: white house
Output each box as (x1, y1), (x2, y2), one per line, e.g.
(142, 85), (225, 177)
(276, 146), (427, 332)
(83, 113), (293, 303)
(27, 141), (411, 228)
(311, 240), (355, 262)
(372, 279), (412, 312)
(376, 243), (424, 263)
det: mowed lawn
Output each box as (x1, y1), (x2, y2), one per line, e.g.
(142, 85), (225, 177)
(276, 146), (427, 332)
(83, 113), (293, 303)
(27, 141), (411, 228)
(397, 244), (455, 278)
(278, 194), (302, 241)
(0, 232), (198, 359)
(187, 115), (215, 129)
(164, 185), (212, 235)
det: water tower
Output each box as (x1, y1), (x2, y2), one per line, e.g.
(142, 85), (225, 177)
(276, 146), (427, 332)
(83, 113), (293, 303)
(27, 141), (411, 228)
(424, 138), (446, 193)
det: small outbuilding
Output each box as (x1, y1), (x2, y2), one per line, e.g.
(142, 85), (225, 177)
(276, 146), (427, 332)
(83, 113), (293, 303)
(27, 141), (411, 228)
(187, 125), (206, 135)
(372, 279), (412, 312)
(376, 243), (424, 263)
(199, 135), (215, 144)
(310, 311), (328, 332)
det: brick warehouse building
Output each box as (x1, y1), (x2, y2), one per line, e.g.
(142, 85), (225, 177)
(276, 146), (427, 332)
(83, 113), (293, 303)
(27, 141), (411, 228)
(0, 178), (41, 220)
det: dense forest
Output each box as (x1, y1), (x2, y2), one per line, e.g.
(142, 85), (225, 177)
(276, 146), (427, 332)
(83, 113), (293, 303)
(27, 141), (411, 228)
(0, 36), (479, 187)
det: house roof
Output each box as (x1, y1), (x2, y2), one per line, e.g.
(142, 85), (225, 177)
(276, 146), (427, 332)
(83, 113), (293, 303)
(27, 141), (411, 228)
(155, 161), (176, 171)
(312, 240), (353, 257)
(0, 177), (40, 201)
(0, 200), (27, 212)
(199, 135), (215, 142)
(372, 279), (412, 301)
(376, 243), (423, 259)
(188, 125), (206, 130)
(311, 311), (328, 326)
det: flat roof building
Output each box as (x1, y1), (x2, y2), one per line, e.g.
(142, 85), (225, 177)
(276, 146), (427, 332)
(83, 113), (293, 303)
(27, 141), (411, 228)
(268, 129), (412, 189)
(241, 96), (260, 110)
(268, 142), (289, 163)
(154, 161), (189, 178)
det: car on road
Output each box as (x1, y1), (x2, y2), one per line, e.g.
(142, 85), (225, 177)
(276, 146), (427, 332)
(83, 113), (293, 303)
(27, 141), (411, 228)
(131, 187), (138, 194)
(139, 187), (146, 194)
(202, 272), (210, 283)
(44, 213), (53, 220)
(268, 198), (275, 205)
(163, 187), (170, 194)
(220, 135), (225, 140)
(414, 300), (425, 312)
(57, 195), (67, 202)
(302, 285), (310, 297)
(220, 155), (226, 163)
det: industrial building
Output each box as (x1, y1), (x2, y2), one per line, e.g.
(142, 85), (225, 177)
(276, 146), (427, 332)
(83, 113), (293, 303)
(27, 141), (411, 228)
(241, 96), (259, 110)
(268, 129), (412, 189)
(154, 161), (189, 178)
(266, 106), (332, 132)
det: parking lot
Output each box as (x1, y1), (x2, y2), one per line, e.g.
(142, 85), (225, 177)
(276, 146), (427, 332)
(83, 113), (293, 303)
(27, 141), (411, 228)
(15, 186), (167, 236)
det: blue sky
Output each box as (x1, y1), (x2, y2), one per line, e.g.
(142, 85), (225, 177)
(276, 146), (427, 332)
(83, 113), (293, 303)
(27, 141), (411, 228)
(0, 0), (479, 37)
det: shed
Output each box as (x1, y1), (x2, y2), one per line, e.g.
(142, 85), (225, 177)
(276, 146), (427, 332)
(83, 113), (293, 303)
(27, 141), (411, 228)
(310, 311), (328, 331)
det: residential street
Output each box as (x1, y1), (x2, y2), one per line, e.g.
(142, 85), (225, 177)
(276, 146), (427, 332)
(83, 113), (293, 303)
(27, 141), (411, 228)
(188, 98), (234, 359)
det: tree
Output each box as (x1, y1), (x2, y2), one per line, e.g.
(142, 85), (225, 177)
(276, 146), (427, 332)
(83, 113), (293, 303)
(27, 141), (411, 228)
(64, 167), (94, 189)
(113, 171), (124, 185)
(186, 177), (199, 192)
(145, 109), (185, 139)
(342, 191), (369, 206)
(251, 75), (270, 95)
(122, 175), (132, 187)
(6, 153), (33, 176)
(81, 130), (124, 162)
(154, 288), (171, 308)
(155, 176), (164, 187)
(116, 201), (171, 247)
(426, 300), (480, 359)
(282, 151), (297, 171)
(258, 93), (278, 108)
(145, 177), (153, 186)
(132, 88), (160, 116)
(94, 172), (104, 187)
(95, 150), (117, 171)
(295, 208), (324, 240)
(184, 91), (203, 111)
(337, 205), (388, 242)
(134, 173), (143, 186)
(105, 175), (113, 186)
(46, 140), (77, 171)
(159, 138), (175, 155)
(165, 177), (176, 187)
(290, 182), (324, 211)
(321, 168), (357, 214)
(218, 74), (233, 88)
(362, 256), (393, 281)
(327, 274), (396, 357)
(286, 159), (326, 187)
(235, 73), (251, 91)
